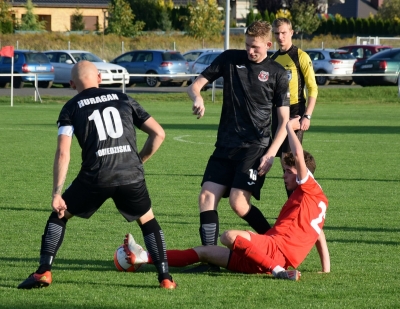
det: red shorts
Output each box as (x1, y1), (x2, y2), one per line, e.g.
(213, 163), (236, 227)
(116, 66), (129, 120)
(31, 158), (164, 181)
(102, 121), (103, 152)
(227, 232), (288, 274)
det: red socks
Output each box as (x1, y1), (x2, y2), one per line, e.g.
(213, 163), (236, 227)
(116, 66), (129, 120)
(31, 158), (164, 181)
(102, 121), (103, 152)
(148, 249), (200, 267)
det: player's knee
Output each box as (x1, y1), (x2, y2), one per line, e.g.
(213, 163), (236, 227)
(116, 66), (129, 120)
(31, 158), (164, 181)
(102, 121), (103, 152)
(220, 230), (235, 248)
(198, 190), (217, 212)
(229, 200), (249, 217)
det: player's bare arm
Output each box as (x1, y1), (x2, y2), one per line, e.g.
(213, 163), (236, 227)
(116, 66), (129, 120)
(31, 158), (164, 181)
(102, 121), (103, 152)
(138, 117), (166, 163)
(258, 105), (290, 176)
(300, 52), (318, 131)
(52, 134), (71, 218)
(187, 74), (208, 119)
(286, 116), (307, 180)
(300, 96), (316, 131)
(315, 230), (330, 273)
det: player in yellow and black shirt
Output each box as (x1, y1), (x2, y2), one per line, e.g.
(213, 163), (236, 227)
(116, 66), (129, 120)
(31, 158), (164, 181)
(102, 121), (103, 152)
(271, 18), (318, 197)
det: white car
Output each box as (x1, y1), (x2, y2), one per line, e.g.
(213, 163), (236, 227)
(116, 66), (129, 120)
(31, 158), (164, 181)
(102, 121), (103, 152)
(43, 50), (129, 87)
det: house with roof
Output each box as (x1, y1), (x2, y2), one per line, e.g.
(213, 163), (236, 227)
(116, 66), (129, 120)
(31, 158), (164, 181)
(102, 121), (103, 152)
(327, 0), (384, 18)
(10, 0), (109, 32)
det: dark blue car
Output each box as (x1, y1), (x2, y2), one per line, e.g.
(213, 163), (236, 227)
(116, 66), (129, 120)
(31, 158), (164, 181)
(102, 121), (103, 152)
(0, 50), (54, 88)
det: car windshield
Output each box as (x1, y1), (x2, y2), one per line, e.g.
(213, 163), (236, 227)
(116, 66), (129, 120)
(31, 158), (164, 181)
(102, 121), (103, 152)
(162, 52), (185, 61)
(329, 52), (355, 59)
(70, 52), (103, 62)
(25, 53), (50, 63)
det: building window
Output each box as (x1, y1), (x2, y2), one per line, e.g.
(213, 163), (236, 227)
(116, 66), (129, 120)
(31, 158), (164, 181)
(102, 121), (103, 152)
(38, 15), (51, 31)
(83, 16), (98, 31)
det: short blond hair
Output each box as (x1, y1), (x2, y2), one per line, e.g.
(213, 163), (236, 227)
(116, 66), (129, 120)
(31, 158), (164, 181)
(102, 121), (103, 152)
(245, 20), (272, 41)
(272, 18), (293, 30)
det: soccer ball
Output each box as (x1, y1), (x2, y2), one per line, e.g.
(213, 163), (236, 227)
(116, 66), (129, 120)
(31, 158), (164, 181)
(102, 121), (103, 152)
(113, 245), (144, 272)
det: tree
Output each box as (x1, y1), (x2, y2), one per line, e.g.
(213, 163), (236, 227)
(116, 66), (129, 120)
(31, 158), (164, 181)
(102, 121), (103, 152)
(262, 9), (270, 23)
(156, 0), (173, 31)
(0, 0), (13, 34)
(70, 8), (85, 31)
(107, 0), (144, 37)
(171, 6), (190, 30)
(355, 18), (363, 35)
(246, 8), (255, 26)
(377, 0), (400, 20)
(128, 0), (163, 30)
(289, 0), (320, 40)
(275, 9), (291, 19)
(348, 18), (355, 36)
(185, 0), (224, 40)
(20, 0), (45, 31)
(339, 18), (348, 36)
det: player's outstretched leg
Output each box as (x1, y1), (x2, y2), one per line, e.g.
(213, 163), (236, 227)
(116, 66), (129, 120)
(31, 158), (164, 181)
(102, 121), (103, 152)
(123, 233), (149, 265)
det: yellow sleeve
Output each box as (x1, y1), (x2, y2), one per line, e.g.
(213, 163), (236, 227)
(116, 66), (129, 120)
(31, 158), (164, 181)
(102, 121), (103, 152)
(299, 51), (318, 99)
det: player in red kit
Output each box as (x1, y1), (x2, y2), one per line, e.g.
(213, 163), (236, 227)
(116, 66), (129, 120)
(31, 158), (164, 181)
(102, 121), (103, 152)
(123, 116), (330, 280)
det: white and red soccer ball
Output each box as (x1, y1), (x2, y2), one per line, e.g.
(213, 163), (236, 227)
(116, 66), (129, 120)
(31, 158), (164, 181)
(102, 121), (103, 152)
(113, 245), (144, 272)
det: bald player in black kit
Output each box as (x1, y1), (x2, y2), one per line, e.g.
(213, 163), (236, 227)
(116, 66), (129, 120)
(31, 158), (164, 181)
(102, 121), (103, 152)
(18, 61), (176, 290)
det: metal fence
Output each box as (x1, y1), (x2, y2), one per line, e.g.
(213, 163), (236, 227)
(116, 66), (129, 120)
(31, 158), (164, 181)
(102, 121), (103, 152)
(2, 72), (400, 107)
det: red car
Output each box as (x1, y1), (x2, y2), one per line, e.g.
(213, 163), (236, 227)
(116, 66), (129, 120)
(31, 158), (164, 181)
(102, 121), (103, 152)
(339, 44), (391, 61)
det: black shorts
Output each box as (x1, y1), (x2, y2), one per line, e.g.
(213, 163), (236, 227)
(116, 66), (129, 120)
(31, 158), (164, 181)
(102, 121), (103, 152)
(62, 178), (151, 222)
(201, 146), (267, 200)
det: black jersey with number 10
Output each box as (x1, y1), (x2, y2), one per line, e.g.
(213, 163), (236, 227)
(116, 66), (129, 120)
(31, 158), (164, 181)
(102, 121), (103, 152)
(57, 87), (150, 187)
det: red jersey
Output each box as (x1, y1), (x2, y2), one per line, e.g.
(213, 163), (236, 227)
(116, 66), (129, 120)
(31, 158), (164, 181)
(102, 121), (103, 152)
(266, 171), (328, 268)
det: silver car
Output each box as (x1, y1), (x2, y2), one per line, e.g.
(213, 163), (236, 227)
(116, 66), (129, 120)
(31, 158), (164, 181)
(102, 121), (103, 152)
(305, 48), (357, 85)
(44, 50), (129, 87)
(190, 51), (223, 89)
(183, 49), (224, 71)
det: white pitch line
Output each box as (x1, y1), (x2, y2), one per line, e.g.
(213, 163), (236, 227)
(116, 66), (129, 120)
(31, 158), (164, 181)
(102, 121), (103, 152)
(173, 135), (215, 145)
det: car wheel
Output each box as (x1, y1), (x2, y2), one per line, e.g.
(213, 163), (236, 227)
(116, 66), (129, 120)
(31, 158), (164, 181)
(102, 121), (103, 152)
(315, 71), (329, 86)
(38, 81), (53, 88)
(13, 76), (24, 88)
(62, 83), (71, 88)
(146, 73), (161, 87)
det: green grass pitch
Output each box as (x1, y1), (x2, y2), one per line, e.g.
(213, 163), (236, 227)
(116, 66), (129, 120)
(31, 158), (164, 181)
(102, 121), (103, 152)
(0, 87), (399, 308)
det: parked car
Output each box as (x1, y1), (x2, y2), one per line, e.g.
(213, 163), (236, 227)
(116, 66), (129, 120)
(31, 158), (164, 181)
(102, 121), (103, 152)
(44, 50), (129, 87)
(183, 49), (224, 71)
(338, 44), (391, 61)
(267, 49), (278, 57)
(0, 50), (54, 88)
(305, 48), (357, 85)
(190, 50), (224, 89)
(352, 48), (400, 86)
(110, 50), (190, 87)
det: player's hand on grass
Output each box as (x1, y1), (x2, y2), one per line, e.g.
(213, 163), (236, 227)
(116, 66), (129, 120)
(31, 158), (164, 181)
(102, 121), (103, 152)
(52, 194), (67, 218)
(192, 97), (205, 119)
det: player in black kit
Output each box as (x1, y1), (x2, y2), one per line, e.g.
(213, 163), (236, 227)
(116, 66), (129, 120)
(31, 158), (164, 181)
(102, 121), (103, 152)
(18, 61), (176, 290)
(186, 21), (290, 272)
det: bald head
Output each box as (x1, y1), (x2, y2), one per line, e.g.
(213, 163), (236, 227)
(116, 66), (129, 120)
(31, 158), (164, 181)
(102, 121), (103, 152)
(70, 60), (101, 92)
